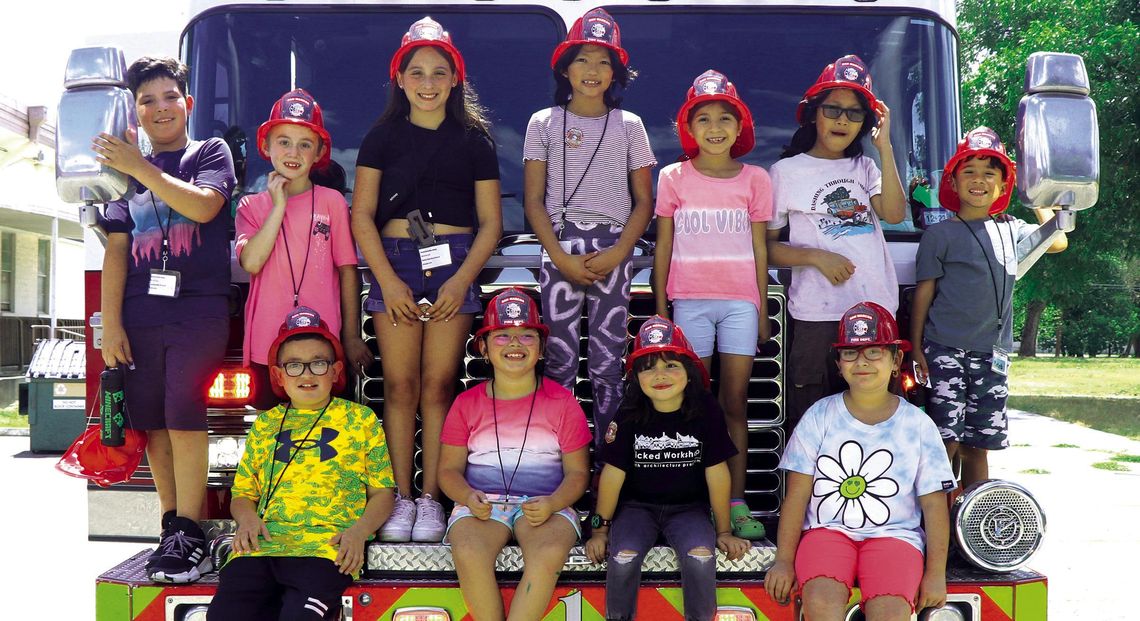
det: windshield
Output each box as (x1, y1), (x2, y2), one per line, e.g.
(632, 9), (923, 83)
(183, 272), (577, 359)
(184, 5), (958, 234)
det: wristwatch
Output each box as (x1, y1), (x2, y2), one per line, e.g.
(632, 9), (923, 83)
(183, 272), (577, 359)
(589, 513), (612, 529)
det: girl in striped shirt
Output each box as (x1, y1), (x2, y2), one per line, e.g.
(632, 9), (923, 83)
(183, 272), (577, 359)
(523, 7), (657, 449)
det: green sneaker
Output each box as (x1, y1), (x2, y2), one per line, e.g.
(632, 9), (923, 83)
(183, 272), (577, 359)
(731, 503), (766, 540)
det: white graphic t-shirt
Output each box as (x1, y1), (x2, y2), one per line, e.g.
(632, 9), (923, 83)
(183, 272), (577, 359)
(780, 393), (955, 553)
(769, 153), (898, 320)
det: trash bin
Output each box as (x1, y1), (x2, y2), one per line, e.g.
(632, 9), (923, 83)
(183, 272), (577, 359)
(26, 339), (86, 453)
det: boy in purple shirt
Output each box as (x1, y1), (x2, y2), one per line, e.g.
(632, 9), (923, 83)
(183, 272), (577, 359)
(94, 56), (236, 583)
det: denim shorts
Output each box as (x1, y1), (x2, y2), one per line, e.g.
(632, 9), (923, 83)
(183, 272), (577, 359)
(363, 234), (481, 314)
(672, 298), (759, 358)
(444, 494), (581, 542)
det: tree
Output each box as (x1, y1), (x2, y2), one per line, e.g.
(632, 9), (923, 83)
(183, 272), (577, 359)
(957, 0), (1140, 355)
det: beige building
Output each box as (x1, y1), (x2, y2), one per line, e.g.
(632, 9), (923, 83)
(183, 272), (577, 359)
(0, 95), (85, 373)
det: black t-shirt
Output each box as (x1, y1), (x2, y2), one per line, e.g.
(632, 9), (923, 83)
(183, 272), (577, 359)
(599, 396), (738, 506)
(355, 117), (500, 227)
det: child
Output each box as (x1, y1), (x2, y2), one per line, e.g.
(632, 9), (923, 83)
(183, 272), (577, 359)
(585, 317), (750, 621)
(438, 288), (591, 621)
(207, 307), (395, 620)
(765, 302), (955, 619)
(766, 54), (907, 432)
(523, 7), (656, 448)
(653, 69), (773, 541)
(910, 127), (1065, 489)
(350, 16), (503, 542)
(93, 56), (236, 583)
(236, 88), (371, 410)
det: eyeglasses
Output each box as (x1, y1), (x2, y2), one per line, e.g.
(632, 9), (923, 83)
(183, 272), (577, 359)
(819, 104), (868, 123)
(280, 359), (332, 377)
(837, 346), (886, 362)
(490, 333), (540, 346)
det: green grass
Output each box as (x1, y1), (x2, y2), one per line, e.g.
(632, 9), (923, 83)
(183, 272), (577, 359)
(0, 400), (27, 428)
(1111, 454), (1140, 463)
(1006, 357), (1140, 440)
(1052, 443), (1079, 448)
(1092, 461), (1130, 472)
(1020, 468), (1050, 474)
(1008, 357), (1140, 398)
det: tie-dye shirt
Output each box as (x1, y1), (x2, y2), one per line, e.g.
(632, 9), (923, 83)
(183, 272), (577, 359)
(441, 378), (592, 497)
(99, 138), (236, 326)
(231, 398), (394, 576)
(780, 393), (955, 553)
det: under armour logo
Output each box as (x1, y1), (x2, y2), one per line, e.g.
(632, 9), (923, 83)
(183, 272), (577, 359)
(275, 427), (339, 462)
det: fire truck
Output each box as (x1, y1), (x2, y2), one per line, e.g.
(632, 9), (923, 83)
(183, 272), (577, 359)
(56, 1), (1099, 619)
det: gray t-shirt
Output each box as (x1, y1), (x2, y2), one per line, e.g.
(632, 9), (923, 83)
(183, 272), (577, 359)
(916, 216), (1035, 353)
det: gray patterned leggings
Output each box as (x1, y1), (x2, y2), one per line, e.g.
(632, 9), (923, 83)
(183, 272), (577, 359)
(540, 222), (633, 449)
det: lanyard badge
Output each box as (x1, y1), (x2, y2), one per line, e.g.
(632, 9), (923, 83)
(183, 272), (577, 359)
(147, 196), (181, 298)
(407, 209), (452, 273)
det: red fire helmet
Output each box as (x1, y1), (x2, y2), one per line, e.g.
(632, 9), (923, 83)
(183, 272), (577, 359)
(551, 7), (629, 68)
(833, 301), (911, 352)
(676, 69), (756, 160)
(390, 16), (467, 83)
(256, 88), (333, 170)
(475, 287), (550, 340)
(266, 307), (347, 399)
(796, 54), (879, 125)
(938, 126), (1018, 215)
(625, 316), (710, 389)
(56, 425), (148, 488)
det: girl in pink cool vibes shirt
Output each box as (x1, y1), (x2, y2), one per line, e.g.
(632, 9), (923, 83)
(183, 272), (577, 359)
(652, 70), (772, 541)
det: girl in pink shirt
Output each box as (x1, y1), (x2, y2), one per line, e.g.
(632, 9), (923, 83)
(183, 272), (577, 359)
(652, 70), (772, 540)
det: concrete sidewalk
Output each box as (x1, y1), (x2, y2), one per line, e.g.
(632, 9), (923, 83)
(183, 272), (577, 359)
(1, 409), (1137, 619)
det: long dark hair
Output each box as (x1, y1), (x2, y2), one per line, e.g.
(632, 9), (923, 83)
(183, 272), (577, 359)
(618, 352), (710, 425)
(552, 44), (636, 109)
(375, 44), (491, 136)
(780, 89), (874, 160)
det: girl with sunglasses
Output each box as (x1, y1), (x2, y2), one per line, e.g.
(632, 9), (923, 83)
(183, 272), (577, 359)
(766, 55), (907, 434)
(765, 301), (955, 619)
(438, 288), (591, 621)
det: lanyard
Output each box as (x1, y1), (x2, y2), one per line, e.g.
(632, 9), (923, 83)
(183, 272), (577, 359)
(259, 400), (331, 518)
(491, 378), (539, 497)
(148, 193), (173, 270)
(559, 105), (610, 237)
(958, 216), (1012, 330)
(280, 190), (316, 307)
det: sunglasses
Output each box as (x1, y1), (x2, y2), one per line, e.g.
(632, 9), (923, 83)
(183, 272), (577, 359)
(280, 359), (332, 377)
(819, 104), (868, 123)
(490, 333), (540, 346)
(837, 346), (886, 362)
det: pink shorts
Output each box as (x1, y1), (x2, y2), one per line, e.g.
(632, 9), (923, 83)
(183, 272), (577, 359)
(794, 528), (924, 609)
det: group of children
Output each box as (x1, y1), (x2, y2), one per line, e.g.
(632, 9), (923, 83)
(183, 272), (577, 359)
(91, 6), (1062, 620)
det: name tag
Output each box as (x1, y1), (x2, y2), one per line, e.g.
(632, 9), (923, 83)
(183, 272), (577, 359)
(541, 240), (575, 264)
(418, 243), (452, 271)
(148, 269), (181, 298)
(991, 347), (1011, 376)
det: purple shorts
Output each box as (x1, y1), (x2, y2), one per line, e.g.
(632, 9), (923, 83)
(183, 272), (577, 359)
(122, 317), (228, 431)
(363, 234), (481, 315)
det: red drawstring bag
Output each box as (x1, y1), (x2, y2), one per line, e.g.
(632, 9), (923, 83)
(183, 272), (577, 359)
(56, 425), (148, 487)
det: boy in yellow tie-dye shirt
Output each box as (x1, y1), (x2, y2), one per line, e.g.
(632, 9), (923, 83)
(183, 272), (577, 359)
(208, 307), (395, 620)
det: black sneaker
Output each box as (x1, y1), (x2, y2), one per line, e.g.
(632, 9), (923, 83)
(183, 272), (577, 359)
(147, 516), (212, 583)
(145, 510), (177, 571)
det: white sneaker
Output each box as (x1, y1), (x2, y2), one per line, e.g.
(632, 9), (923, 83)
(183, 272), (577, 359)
(411, 494), (446, 542)
(380, 494), (415, 542)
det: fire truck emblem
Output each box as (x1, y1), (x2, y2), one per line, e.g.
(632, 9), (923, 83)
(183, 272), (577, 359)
(275, 427), (340, 462)
(294, 315), (313, 327)
(647, 328), (665, 344)
(852, 320), (869, 337)
(288, 102), (306, 117)
(981, 505), (1023, 549)
(843, 66), (860, 81)
(590, 23), (607, 38)
(972, 134), (993, 149)
(505, 302), (522, 319)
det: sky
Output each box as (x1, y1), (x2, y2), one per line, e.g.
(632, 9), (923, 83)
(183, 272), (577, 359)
(0, 1), (189, 117)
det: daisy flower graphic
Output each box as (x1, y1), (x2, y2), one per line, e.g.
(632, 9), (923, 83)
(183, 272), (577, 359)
(814, 440), (899, 529)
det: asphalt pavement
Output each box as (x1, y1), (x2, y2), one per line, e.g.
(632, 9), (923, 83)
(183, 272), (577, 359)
(1, 409), (1137, 619)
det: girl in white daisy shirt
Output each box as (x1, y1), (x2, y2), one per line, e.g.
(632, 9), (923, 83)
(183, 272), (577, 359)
(765, 301), (955, 620)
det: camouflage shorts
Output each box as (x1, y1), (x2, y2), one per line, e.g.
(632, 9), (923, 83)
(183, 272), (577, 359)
(923, 340), (1009, 450)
